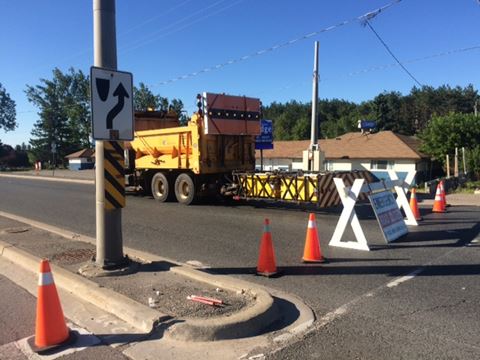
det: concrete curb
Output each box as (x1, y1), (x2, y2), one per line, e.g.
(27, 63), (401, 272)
(0, 211), (285, 341)
(0, 173), (94, 185)
(0, 239), (162, 333)
(121, 250), (280, 341)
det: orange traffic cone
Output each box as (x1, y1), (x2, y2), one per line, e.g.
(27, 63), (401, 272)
(302, 213), (325, 263)
(439, 180), (450, 207)
(432, 184), (445, 213)
(409, 188), (422, 221)
(28, 259), (71, 353)
(257, 219), (277, 277)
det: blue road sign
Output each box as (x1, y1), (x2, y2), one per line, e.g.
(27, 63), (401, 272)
(256, 119), (273, 150)
(360, 120), (376, 130)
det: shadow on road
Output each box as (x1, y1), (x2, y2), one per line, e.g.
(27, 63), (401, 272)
(205, 221), (480, 278)
(205, 263), (480, 278)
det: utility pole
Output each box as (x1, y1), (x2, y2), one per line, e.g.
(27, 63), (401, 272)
(446, 154), (450, 178)
(93, 0), (125, 268)
(309, 41), (319, 171)
(454, 147), (459, 177)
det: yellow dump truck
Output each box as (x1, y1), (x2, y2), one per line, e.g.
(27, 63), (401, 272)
(126, 92), (261, 204)
(126, 92), (374, 205)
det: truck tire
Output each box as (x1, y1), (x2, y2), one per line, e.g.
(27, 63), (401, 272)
(174, 173), (196, 205)
(151, 172), (172, 202)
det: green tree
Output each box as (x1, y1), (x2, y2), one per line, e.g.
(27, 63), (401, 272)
(0, 142), (29, 168)
(420, 113), (480, 164)
(319, 99), (359, 138)
(169, 98), (188, 125)
(408, 85), (478, 132)
(263, 100), (310, 140)
(26, 68), (91, 165)
(133, 82), (168, 111)
(133, 83), (186, 123)
(0, 83), (17, 133)
(263, 85), (478, 140)
(466, 146), (480, 179)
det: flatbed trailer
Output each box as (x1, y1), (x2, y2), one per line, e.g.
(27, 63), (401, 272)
(228, 170), (375, 208)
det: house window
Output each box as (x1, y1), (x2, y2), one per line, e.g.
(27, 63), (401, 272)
(324, 160), (333, 171)
(370, 160), (394, 170)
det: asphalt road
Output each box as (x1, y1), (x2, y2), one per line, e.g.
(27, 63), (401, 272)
(1, 176), (479, 359)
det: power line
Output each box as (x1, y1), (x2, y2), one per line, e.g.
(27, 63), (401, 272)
(17, 44), (480, 116)
(364, 19), (423, 87)
(118, 0), (196, 38)
(34, 0), (230, 71)
(119, 0), (243, 54)
(150, 0), (402, 86)
(254, 45), (480, 98)
(340, 45), (480, 80)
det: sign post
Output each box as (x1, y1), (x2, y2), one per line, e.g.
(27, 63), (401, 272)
(51, 141), (56, 177)
(91, 0), (133, 269)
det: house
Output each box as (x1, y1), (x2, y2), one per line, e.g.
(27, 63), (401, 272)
(255, 131), (431, 182)
(65, 149), (95, 170)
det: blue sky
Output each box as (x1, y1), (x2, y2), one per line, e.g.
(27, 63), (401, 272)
(1, 0), (479, 146)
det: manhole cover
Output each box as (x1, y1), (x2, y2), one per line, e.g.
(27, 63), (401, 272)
(52, 248), (96, 265)
(3, 227), (30, 234)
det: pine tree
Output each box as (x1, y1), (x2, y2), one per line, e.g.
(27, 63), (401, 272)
(26, 68), (90, 165)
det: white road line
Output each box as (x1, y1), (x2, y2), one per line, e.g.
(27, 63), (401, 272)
(386, 267), (425, 288)
(0, 173), (93, 185)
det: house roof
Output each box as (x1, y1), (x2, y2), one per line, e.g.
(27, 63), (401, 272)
(255, 131), (428, 160)
(65, 148), (95, 159)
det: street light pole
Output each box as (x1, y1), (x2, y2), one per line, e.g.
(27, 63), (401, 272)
(93, 0), (125, 268)
(309, 41), (319, 171)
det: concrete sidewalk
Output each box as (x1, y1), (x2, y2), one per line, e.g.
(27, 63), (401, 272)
(0, 212), (313, 359)
(419, 192), (480, 207)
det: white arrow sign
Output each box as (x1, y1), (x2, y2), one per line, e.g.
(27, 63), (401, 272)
(90, 66), (134, 141)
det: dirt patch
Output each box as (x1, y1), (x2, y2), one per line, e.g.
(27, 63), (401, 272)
(51, 248), (96, 265)
(91, 260), (255, 319)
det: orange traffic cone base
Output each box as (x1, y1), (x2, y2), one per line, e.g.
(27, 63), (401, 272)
(27, 330), (74, 354)
(302, 257), (327, 263)
(256, 269), (279, 277)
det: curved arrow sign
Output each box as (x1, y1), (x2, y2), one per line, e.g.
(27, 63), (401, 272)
(107, 83), (129, 129)
(91, 67), (134, 140)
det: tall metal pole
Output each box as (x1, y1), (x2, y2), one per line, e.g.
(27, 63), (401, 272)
(309, 41), (319, 171)
(93, 0), (124, 268)
(446, 154), (450, 178)
(310, 41), (319, 150)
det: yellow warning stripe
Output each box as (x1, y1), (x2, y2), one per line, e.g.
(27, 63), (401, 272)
(104, 141), (125, 210)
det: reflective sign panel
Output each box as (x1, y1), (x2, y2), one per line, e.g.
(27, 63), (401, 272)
(203, 92), (261, 135)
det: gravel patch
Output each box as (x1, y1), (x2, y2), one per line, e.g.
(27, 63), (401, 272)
(91, 260), (255, 319)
